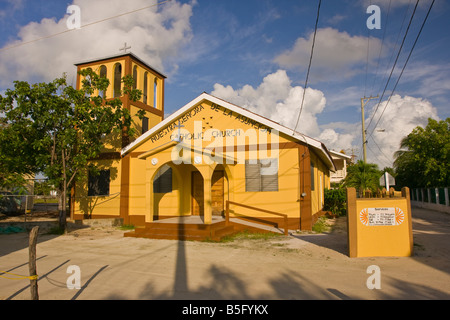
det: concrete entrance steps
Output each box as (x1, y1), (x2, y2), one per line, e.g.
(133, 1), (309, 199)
(124, 216), (283, 241)
(229, 218), (288, 235)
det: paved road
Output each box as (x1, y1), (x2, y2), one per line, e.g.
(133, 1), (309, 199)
(0, 206), (449, 301)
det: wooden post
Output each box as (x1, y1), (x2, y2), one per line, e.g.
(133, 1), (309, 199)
(225, 200), (230, 225)
(284, 216), (289, 236)
(346, 188), (357, 258)
(402, 187), (414, 256)
(29, 226), (39, 300)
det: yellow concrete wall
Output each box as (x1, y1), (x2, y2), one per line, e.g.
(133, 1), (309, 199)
(129, 100), (313, 221)
(78, 59), (164, 110)
(72, 158), (122, 218)
(131, 62), (163, 110)
(74, 56), (165, 221)
(232, 146), (300, 218)
(347, 187), (413, 257)
(128, 156), (147, 217)
(78, 60), (126, 99)
(129, 104), (162, 143)
(132, 100), (292, 162)
(310, 151), (330, 215)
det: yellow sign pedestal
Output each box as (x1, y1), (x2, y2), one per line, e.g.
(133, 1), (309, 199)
(346, 187), (413, 258)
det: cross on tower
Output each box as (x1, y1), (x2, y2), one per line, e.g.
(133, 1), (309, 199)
(119, 42), (131, 53)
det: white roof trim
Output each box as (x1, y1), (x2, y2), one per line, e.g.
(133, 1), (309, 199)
(329, 150), (352, 159)
(121, 93), (336, 170)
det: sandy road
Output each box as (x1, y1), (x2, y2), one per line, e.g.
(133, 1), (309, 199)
(0, 206), (449, 300)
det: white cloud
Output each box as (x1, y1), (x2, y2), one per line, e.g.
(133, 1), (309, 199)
(318, 128), (357, 153)
(0, 0), (194, 88)
(212, 70), (326, 137)
(274, 27), (383, 82)
(212, 70), (441, 169)
(326, 14), (347, 25)
(365, 94), (439, 167)
(212, 69), (355, 152)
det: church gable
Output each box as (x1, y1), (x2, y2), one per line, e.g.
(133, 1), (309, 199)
(122, 93), (334, 170)
(122, 96), (290, 162)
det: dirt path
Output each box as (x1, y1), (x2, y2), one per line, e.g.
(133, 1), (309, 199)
(0, 206), (449, 300)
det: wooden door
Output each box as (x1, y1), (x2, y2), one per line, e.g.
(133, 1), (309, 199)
(211, 171), (224, 216)
(191, 171), (225, 216)
(192, 172), (204, 216)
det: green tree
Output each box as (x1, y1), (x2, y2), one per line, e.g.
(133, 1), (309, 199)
(343, 160), (381, 197)
(394, 118), (449, 188)
(0, 69), (143, 230)
(0, 121), (35, 194)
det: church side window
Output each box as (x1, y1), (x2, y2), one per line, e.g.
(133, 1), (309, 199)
(99, 65), (107, 98)
(88, 169), (110, 196)
(245, 158), (278, 192)
(113, 63), (122, 98)
(311, 162), (315, 191)
(143, 72), (148, 104)
(142, 116), (149, 134)
(154, 78), (158, 108)
(133, 65), (138, 90)
(83, 67), (93, 97)
(153, 164), (172, 193)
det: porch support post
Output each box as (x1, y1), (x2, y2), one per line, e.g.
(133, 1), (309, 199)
(203, 176), (212, 225)
(146, 163), (156, 223)
(198, 164), (214, 225)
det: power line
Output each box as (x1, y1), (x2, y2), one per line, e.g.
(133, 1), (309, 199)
(368, 134), (393, 166)
(0, 0), (172, 53)
(365, 0), (419, 133)
(373, 0), (412, 99)
(293, 0), (322, 135)
(368, 0), (435, 138)
(369, 0), (392, 96)
(366, 143), (391, 169)
(364, 0), (372, 98)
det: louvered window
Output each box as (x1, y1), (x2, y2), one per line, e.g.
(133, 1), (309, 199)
(245, 159), (278, 192)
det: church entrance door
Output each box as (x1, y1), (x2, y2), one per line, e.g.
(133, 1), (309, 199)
(191, 170), (225, 217)
(192, 171), (204, 216)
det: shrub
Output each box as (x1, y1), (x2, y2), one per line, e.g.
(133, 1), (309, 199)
(323, 188), (347, 217)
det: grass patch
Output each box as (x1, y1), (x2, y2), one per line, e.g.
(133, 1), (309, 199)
(118, 224), (135, 230)
(211, 229), (284, 243)
(312, 216), (330, 233)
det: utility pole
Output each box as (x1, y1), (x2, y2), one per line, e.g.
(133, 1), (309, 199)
(361, 96), (378, 163)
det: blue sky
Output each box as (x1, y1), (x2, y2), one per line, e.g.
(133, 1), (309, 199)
(0, 0), (448, 167)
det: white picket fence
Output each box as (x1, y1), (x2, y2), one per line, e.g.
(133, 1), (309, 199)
(410, 187), (450, 214)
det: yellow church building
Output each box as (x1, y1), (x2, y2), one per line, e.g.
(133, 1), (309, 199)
(70, 52), (336, 240)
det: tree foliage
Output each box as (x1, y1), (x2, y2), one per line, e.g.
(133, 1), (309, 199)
(0, 69), (143, 229)
(343, 160), (381, 196)
(394, 118), (449, 188)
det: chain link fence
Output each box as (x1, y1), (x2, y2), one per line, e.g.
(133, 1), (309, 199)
(0, 193), (60, 216)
